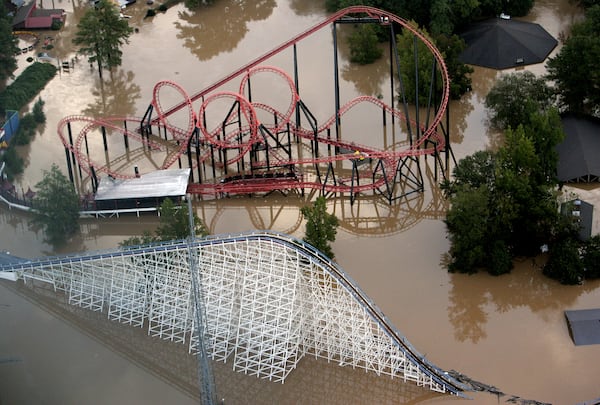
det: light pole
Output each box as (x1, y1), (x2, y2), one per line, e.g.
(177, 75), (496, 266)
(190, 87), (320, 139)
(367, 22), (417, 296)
(186, 195), (217, 405)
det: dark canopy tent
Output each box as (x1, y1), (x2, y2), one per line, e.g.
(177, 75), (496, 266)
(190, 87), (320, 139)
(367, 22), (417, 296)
(557, 114), (600, 183)
(458, 18), (558, 69)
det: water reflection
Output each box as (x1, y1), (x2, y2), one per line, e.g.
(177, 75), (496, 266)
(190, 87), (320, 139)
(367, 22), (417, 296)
(447, 93), (473, 145)
(446, 256), (600, 343)
(341, 49), (390, 98)
(174, 0), (276, 61)
(5, 279), (446, 405)
(288, 0), (325, 16)
(82, 70), (142, 118)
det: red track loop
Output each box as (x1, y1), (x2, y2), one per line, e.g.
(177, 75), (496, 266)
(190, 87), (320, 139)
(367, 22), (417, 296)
(197, 91), (260, 165)
(56, 6), (450, 196)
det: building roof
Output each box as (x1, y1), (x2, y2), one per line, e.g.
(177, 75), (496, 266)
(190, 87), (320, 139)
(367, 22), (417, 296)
(565, 308), (600, 345)
(458, 18), (558, 69)
(94, 169), (190, 201)
(557, 114), (600, 183)
(560, 199), (594, 241)
(12, 0), (34, 27)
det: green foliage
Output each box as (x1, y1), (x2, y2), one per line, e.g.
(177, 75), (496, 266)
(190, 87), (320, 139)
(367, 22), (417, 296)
(444, 116), (565, 275)
(442, 150), (496, 196)
(583, 235), (600, 279)
(30, 164), (80, 246)
(0, 144), (24, 180)
(145, 8), (157, 17)
(51, 19), (63, 30)
(445, 185), (490, 273)
(543, 237), (584, 285)
(348, 24), (383, 65)
(429, 0), (454, 36)
(73, 0), (134, 77)
(0, 63), (57, 111)
(301, 196), (339, 259)
(0, 100), (46, 178)
(120, 230), (156, 247)
(0, 2), (19, 82)
(395, 22), (472, 105)
(32, 98), (46, 124)
(485, 71), (555, 131)
(542, 222), (600, 284)
(120, 198), (208, 247)
(503, 0), (534, 16)
(395, 22), (439, 106)
(183, 0), (212, 9)
(521, 108), (564, 184)
(546, 5), (600, 115)
(14, 114), (38, 145)
(580, 0), (600, 8)
(155, 197), (208, 241)
(433, 33), (473, 100)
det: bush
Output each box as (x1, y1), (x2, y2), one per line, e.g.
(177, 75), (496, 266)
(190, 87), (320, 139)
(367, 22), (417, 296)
(32, 98), (46, 124)
(543, 237), (584, 284)
(0, 145), (24, 180)
(348, 24), (382, 65)
(145, 8), (156, 17)
(0, 62), (56, 111)
(51, 19), (63, 30)
(582, 235), (600, 279)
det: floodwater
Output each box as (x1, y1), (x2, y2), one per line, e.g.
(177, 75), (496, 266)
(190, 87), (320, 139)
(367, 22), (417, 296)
(2, 0), (600, 404)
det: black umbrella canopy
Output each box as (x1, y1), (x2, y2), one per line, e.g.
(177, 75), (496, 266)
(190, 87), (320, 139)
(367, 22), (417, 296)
(556, 113), (600, 183)
(458, 17), (558, 69)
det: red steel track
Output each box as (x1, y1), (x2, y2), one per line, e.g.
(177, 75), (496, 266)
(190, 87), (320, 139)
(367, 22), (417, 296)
(57, 6), (450, 198)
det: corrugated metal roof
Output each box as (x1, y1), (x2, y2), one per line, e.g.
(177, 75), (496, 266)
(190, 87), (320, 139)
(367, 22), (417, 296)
(94, 169), (190, 201)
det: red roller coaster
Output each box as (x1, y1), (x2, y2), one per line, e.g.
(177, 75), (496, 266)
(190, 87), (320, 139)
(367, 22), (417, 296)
(57, 6), (453, 204)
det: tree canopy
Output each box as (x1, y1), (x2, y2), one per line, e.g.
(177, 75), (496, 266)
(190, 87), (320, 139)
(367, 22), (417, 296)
(30, 164), (80, 246)
(325, 0), (533, 38)
(0, 1), (18, 84)
(120, 198), (208, 247)
(484, 71), (555, 131)
(348, 24), (383, 65)
(394, 22), (472, 105)
(546, 5), (600, 115)
(73, 0), (134, 79)
(445, 74), (568, 276)
(301, 196), (339, 259)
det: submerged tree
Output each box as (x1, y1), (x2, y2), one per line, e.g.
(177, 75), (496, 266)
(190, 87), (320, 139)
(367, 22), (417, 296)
(120, 198), (208, 247)
(485, 71), (555, 131)
(73, 0), (134, 79)
(348, 24), (383, 65)
(30, 164), (80, 246)
(546, 5), (600, 115)
(301, 196), (339, 259)
(155, 197), (208, 241)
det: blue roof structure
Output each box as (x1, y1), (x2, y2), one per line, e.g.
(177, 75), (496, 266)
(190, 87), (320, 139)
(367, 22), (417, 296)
(565, 308), (600, 345)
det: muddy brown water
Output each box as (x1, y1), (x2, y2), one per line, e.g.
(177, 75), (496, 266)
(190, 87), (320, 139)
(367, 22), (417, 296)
(2, 1), (600, 404)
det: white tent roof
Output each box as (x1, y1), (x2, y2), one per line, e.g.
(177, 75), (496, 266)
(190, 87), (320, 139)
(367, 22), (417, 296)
(95, 169), (190, 201)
